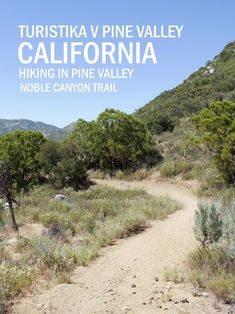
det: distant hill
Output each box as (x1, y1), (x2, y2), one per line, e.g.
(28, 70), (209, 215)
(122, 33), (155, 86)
(136, 41), (235, 131)
(47, 122), (76, 141)
(0, 119), (75, 140)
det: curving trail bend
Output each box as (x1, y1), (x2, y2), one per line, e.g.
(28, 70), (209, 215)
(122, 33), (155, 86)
(14, 178), (230, 314)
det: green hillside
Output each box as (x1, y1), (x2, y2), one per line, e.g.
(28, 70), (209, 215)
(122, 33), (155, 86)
(136, 41), (235, 132)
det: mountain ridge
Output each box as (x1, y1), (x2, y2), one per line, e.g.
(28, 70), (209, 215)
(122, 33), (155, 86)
(0, 118), (74, 140)
(136, 41), (235, 132)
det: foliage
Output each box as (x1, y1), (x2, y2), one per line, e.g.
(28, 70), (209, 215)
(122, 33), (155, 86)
(38, 140), (61, 175)
(196, 165), (228, 197)
(54, 141), (88, 190)
(157, 118), (212, 183)
(0, 131), (45, 192)
(193, 101), (235, 184)
(147, 112), (176, 134)
(0, 185), (181, 308)
(164, 268), (184, 283)
(188, 246), (235, 303)
(160, 160), (192, 177)
(0, 263), (34, 311)
(218, 189), (235, 257)
(208, 275), (235, 303)
(189, 191), (235, 303)
(193, 190), (235, 254)
(70, 119), (100, 168)
(17, 185), (181, 236)
(194, 202), (222, 246)
(137, 41), (235, 133)
(0, 161), (18, 231)
(39, 140), (88, 190)
(71, 109), (161, 173)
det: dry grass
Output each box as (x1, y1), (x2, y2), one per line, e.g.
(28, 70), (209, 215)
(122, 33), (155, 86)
(188, 188), (235, 304)
(0, 184), (181, 310)
(163, 267), (185, 283)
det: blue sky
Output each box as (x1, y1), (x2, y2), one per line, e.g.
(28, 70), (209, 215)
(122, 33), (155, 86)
(0, 0), (234, 127)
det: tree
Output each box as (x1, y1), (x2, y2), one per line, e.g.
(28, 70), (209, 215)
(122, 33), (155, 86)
(0, 131), (45, 192)
(39, 140), (88, 190)
(70, 119), (100, 168)
(193, 101), (235, 184)
(71, 109), (161, 173)
(0, 161), (18, 231)
(55, 141), (88, 190)
(38, 140), (61, 176)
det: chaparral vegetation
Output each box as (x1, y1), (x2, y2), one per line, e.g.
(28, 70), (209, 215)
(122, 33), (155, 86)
(0, 41), (235, 311)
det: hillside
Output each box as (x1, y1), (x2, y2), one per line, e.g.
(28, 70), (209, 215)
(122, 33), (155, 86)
(0, 119), (75, 140)
(136, 41), (235, 130)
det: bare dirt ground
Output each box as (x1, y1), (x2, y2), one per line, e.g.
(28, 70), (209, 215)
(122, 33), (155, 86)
(13, 178), (233, 314)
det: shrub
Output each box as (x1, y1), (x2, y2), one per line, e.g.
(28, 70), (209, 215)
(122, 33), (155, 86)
(196, 166), (227, 197)
(147, 112), (176, 134)
(160, 160), (192, 177)
(39, 140), (89, 190)
(189, 192), (235, 303)
(188, 246), (230, 276)
(160, 161), (178, 177)
(0, 264), (34, 310)
(71, 109), (161, 173)
(188, 246), (235, 303)
(27, 236), (74, 273)
(164, 268), (184, 283)
(208, 275), (235, 303)
(194, 202), (222, 246)
(219, 190), (235, 257)
(0, 185), (183, 309)
(193, 101), (235, 184)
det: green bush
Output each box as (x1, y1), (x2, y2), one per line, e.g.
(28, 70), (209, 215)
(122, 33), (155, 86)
(196, 166), (227, 197)
(71, 109), (161, 173)
(193, 101), (235, 184)
(39, 140), (88, 190)
(136, 42), (235, 130)
(0, 131), (45, 192)
(194, 202), (222, 246)
(147, 112), (176, 134)
(189, 191), (235, 303)
(160, 161), (178, 177)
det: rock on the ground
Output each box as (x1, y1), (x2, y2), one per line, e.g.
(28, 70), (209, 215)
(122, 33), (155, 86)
(54, 194), (66, 201)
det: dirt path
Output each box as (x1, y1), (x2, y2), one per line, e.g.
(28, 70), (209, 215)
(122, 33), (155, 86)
(14, 179), (230, 314)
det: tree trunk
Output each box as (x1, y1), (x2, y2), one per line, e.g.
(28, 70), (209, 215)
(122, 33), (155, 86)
(8, 198), (19, 232)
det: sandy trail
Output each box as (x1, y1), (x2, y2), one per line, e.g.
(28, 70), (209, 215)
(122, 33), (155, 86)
(14, 179), (230, 314)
